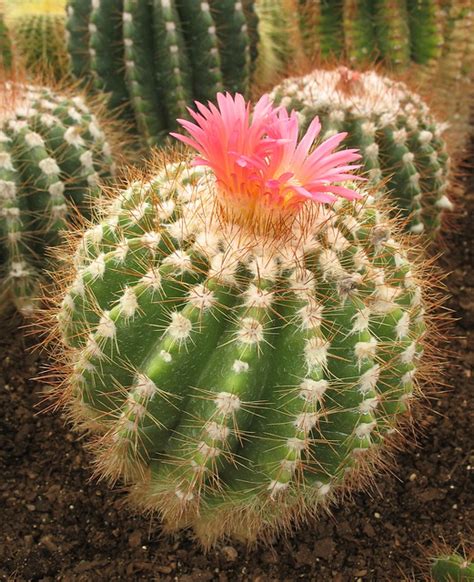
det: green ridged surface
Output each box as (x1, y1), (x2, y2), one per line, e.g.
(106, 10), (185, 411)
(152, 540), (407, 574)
(66, 0), (92, 80)
(58, 162), (427, 545)
(0, 11), (13, 70)
(343, 0), (377, 64)
(270, 68), (452, 236)
(0, 83), (114, 315)
(407, 0), (443, 65)
(431, 554), (474, 582)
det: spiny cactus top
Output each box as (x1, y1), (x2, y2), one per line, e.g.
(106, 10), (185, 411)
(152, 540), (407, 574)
(0, 80), (114, 314)
(270, 68), (453, 236)
(65, 0), (257, 146)
(56, 94), (430, 547)
(431, 552), (474, 582)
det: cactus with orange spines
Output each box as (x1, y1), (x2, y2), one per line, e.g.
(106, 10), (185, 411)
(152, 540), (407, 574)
(52, 93), (434, 547)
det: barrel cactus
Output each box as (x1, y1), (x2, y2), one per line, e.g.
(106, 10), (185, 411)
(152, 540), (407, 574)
(9, 12), (69, 80)
(66, 0), (258, 146)
(270, 67), (453, 236)
(0, 80), (114, 314)
(54, 94), (431, 547)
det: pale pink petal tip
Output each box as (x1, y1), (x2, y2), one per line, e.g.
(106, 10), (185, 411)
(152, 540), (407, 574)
(171, 92), (364, 211)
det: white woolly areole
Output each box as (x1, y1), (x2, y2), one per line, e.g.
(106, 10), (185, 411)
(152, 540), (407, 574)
(39, 157), (60, 176)
(359, 365), (380, 394)
(97, 311), (116, 338)
(244, 284), (274, 309)
(188, 284), (216, 310)
(354, 337), (377, 362)
(299, 299), (323, 330)
(119, 287), (138, 318)
(359, 396), (379, 414)
(396, 312), (410, 339)
(140, 269), (162, 290)
(355, 421), (376, 439)
(205, 421), (230, 441)
(304, 337), (329, 369)
(268, 480), (289, 496)
(49, 181), (65, 200)
(0, 180), (16, 200)
(167, 311), (193, 340)
(401, 342), (417, 364)
(294, 411), (319, 432)
(237, 317), (264, 344)
(64, 126), (85, 147)
(25, 132), (44, 149)
(134, 374), (158, 399)
(162, 249), (193, 273)
(87, 253), (106, 278)
(299, 378), (328, 403)
(214, 392), (241, 416)
(197, 441), (221, 458)
(435, 195), (454, 211)
(232, 359), (249, 374)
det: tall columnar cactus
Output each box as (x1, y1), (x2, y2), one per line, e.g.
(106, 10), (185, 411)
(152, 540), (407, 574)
(54, 94), (433, 547)
(65, 0), (257, 146)
(0, 10), (13, 70)
(270, 68), (453, 236)
(431, 552), (474, 582)
(0, 80), (115, 314)
(298, 0), (446, 70)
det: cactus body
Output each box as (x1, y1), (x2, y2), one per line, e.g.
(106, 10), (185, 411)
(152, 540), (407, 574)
(8, 12), (69, 80)
(57, 157), (428, 546)
(65, 0), (257, 145)
(270, 68), (453, 236)
(0, 10), (13, 70)
(0, 82), (114, 314)
(431, 553), (474, 582)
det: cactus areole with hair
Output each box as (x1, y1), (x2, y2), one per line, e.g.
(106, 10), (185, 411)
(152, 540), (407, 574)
(58, 94), (428, 546)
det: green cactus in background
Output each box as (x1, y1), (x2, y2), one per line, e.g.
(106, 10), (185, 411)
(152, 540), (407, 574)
(0, 81), (115, 314)
(65, 0), (257, 146)
(0, 10), (13, 70)
(431, 553), (474, 582)
(8, 12), (69, 80)
(298, 0), (455, 70)
(270, 68), (453, 236)
(53, 89), (433, 545)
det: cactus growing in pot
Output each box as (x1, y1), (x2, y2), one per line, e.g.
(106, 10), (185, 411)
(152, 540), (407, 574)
(0, 79), (115, 315)
(270, 67), (453, 237)
(53, 93), (434, 547)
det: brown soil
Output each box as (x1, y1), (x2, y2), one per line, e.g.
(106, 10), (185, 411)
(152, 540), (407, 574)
(1, 176), (472, 582)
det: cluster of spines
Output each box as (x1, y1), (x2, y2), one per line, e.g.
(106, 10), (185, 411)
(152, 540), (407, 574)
(270, 70), (452, 236)
(65, 0), (256, 146)
(56, 163), (427, 545)
(430, 551), (474, 582)
(0, 83), (114, 313)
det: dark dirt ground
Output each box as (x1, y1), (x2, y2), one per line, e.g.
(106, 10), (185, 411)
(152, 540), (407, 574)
(1, 176), (473, 582)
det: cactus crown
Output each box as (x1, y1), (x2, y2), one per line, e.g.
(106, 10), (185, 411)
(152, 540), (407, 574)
(0, 79), (114, 314)
(270, 67), (453, 236)
(54, 95), (434, 547)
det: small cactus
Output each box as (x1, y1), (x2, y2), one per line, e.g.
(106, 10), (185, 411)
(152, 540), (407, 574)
(0, 80), (114, 314)
(65, 0), (257, 146)
(270, 67), (453, 236)
(53, 94), (434, 547)
(431, 552), (474, 582)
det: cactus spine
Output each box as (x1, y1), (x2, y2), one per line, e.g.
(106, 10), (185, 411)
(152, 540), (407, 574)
(270, 68), (453, 236)
(0, 81), (114, 314)
(65, 0), (257, 144)
(54, 93), (433, 546)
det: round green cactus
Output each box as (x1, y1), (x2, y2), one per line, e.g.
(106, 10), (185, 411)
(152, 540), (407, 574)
(9, 12), (70, 80)
(0, 80), (115, 314)
(65, 0), (256, 146)
(270, 68), (453, 236)
(55, 157), (429, 545)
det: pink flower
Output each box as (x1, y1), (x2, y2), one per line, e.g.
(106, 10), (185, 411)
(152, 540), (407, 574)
(171, 93), (363, 214)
